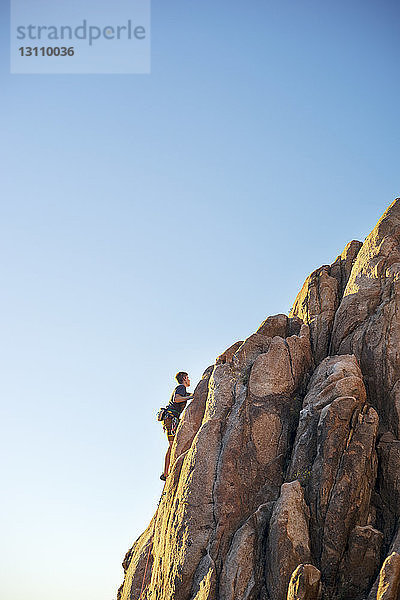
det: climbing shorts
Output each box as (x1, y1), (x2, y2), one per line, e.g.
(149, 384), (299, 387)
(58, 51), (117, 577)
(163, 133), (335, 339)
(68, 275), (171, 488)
(163, 414), (179, 442)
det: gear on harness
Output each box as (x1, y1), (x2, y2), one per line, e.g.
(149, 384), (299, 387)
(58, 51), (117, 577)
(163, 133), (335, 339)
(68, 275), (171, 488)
(157, 407), (180, 435)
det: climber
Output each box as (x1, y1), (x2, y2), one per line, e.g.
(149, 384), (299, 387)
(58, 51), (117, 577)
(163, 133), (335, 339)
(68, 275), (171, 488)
(160, 372), (194, 481)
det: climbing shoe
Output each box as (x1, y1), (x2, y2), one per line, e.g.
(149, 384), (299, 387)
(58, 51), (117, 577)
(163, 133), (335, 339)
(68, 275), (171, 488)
(160, 473), (167, 481)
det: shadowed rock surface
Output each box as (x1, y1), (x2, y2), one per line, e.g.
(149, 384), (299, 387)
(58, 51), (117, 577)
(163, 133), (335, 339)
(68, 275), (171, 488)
(118, 198), (400, 600)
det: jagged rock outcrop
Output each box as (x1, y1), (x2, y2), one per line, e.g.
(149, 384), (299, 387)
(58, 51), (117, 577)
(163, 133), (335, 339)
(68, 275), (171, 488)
(330, 201), (400, 437)
(267, 481), (312, 600)
(290, 240), (362, 364)
(287, 564), (321, 600)
(118, 198), (400, 600)
(375, 552), (400, 600)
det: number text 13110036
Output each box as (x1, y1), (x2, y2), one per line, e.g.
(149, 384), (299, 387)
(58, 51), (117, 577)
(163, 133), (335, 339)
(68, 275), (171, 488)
(19, 47), (75, 57)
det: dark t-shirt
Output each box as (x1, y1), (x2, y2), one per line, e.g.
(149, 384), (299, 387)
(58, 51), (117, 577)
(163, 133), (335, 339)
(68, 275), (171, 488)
(167, 384), (190, 416)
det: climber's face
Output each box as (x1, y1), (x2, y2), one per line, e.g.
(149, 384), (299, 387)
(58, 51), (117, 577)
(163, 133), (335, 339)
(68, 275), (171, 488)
(183, 374), (190, 387)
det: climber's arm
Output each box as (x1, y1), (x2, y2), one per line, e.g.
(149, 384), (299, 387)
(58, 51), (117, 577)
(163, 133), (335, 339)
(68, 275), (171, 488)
(175, 394), (194, 403)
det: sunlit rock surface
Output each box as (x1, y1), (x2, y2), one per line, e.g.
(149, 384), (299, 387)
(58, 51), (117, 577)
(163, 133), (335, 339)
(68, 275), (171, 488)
(118, 198), (400, 600)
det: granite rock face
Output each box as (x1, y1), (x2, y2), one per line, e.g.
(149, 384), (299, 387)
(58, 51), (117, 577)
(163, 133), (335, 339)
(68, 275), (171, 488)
(118, 199), (400, 600)
(287, 564), (321, 600)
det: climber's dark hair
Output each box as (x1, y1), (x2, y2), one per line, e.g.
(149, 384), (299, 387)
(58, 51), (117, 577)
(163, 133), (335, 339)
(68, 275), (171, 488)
(175, 371), (188, 384)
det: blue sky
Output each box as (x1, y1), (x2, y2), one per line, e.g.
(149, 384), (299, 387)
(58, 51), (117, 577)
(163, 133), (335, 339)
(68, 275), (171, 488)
(1, 1), (399, 599)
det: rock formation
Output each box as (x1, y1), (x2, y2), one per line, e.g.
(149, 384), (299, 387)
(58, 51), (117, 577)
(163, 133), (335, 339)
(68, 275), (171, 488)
(118, 198), (400, 600)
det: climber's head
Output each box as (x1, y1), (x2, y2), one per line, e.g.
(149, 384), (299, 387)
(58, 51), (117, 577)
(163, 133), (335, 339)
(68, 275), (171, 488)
(176, 371), (190, 387)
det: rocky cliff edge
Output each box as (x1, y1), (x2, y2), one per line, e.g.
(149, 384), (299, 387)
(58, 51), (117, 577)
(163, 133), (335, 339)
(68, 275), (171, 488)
(118, 198), (400, 600)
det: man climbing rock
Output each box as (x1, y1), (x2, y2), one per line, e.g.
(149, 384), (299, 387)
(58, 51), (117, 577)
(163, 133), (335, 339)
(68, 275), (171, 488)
(160, 372), (193, 481)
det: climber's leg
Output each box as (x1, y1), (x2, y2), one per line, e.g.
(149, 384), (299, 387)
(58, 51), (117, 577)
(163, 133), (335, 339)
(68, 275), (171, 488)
(161, 438), (174, 480)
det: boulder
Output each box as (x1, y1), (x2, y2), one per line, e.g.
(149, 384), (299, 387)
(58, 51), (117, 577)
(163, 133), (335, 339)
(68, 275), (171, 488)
(286, 564), (322, 600)
(267, 481), (312, 600)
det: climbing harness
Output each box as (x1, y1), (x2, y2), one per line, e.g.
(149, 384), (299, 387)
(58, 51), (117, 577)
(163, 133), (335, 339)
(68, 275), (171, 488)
(157, 407), (180, 436)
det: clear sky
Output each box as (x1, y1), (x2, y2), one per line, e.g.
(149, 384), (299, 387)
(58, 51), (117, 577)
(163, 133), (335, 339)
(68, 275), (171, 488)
(1, 1), (399, 599)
